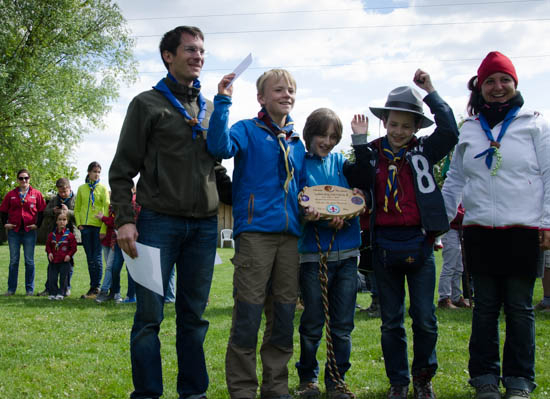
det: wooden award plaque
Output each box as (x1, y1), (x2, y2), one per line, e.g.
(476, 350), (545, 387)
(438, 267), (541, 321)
(298, 185), (365, 219)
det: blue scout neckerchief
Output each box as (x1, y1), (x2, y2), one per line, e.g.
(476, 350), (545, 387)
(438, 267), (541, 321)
(58, 192), (73, 206)
(258, 108), (296, 193)
(474, 106), (520, 176)
(52, 228), (70, 250)
(382, 137), (407, 213)
(88, 179), (99, 208)
(153, 73), (207, 140)
(19, 187), (29, 205)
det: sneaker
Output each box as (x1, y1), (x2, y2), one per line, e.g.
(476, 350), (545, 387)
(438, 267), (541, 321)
(65, 288), (71, 297)
(504, 389), (530, 399)
(388, 385), (409, 399)
(48, 295), (56, 300)
(55, 295), (64, 300)
(26, 291), (34, 296)
(534, 300), (550, 312)
(453, 296), (471, 308)
(4, 291), (15, 296)
(36, 289), (49, 297)
(297, 382), (320, 399)
(413, 378), (436, 398)
(95, 291), (112, 303)
(327, 388), (354, 399)
(123, 297), (136, 303)
(438, 298), (458, 309)
(475, 384), (501, 399)
(113, 293), (123, 303)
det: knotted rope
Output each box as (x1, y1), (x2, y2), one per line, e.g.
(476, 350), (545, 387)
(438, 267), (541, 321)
(314, 225), (355, 398)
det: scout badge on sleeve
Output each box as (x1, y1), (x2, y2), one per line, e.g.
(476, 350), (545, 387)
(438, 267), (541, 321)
(298, 185), (365, 219)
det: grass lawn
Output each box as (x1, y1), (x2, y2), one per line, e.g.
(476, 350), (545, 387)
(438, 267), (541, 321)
(0, 245), (549, 399)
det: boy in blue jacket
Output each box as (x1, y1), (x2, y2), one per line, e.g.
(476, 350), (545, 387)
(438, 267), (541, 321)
(208, 69), (306, 399)
(295, 108), (366, 399)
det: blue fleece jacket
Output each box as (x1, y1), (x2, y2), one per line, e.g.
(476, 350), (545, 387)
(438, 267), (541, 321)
(207, 94), (306, 237)
(298, 152), (361, 254)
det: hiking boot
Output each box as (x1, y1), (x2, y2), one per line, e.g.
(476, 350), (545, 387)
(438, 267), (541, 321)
(361, 297), (380, 317)
(81, 287), (100, 299)
(297, 382), (320, 399)
(504, 389), (530, 399)
(438, 298), (458, 309)
(36, 289), (49, 297)
(413, 378), (436, 399)
(327, 388), (354, 399)
(452, 296), (471, 308)
(95, 290), (112, 303)
(475, 384), (501, 399)
(534, 300), (550, 312)
(388, 385), (408, 399)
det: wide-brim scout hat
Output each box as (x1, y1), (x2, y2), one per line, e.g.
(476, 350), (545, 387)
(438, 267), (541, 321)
(369, 86), (434, 129)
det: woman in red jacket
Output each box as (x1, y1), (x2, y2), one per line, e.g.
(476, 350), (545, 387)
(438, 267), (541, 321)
(0, 169), (46, 295)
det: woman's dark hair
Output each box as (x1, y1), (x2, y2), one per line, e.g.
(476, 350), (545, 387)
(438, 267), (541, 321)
(87, 161), (101, 172)
(85, 161), (101, 183)
(17, 168), (30, 178)
(467, 75), (483, 116)
(303, 108), (343, 152)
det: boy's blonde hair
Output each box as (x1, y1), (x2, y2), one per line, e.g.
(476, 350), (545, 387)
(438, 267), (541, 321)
(256, 69), (296, 95)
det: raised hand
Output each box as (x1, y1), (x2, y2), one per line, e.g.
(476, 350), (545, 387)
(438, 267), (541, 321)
(413, 69), (435, 94)
(351, 114), (368, 134)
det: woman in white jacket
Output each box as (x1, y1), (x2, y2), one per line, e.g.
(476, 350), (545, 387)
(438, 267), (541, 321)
(442, 51), (550, 399)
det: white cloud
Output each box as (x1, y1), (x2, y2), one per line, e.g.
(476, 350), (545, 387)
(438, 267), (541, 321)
(70, 0), (550, 189)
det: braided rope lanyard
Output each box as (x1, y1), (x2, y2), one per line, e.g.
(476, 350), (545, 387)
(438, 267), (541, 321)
(314, 225), (356, 398)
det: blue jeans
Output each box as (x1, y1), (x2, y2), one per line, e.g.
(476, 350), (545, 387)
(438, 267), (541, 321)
(100, 244), (124, 294)
(7, 229), (37, 293)
(126, 266), (136, 299)
(296, 257), (358, 389)
(373, 244), (438, 386)
(130, 208), (217, 399)
(80, 226), (103, 288)
(468, 273), (537, 393)
(100, 245), (114, 292)
(164, 266), (176, 302)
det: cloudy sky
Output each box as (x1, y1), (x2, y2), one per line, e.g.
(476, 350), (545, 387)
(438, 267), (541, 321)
(71, 0), (550, 188)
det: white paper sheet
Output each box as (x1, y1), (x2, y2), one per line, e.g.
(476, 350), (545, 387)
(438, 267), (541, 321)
(226, 53), (253, 88)
(122, 242), (164, 296)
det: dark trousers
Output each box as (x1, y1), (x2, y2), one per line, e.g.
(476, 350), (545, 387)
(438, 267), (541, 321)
(47, 261), (71, 296)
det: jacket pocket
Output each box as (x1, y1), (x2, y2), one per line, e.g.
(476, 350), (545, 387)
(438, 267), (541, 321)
(247, 193), (255, 224)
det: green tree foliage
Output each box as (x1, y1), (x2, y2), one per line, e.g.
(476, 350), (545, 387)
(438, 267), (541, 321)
(0, 0), (136, 196)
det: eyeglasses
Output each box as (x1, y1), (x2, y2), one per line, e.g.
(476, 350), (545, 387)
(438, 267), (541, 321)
(183, 46), (207, 57)
(18, 176), (30, 181)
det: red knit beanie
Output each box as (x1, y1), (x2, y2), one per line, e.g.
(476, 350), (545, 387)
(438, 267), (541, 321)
(477, 51), (518, 89)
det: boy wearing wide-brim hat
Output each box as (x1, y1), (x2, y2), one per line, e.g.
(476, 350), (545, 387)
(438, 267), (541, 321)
(347, 69), (459, 399)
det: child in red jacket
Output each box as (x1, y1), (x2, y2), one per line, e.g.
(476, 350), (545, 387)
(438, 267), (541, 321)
(46, 211), (77, 300)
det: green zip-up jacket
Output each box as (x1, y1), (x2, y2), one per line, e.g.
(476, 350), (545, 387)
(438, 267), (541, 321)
(109, 77), (220, 227)
(74, 182), (109, 234)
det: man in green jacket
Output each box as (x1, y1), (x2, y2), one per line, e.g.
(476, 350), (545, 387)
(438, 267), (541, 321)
(109, 26), (222, 399)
